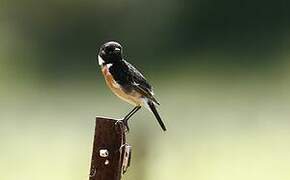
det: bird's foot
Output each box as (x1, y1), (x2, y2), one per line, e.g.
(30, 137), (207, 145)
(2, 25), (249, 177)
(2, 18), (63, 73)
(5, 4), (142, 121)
(114, 119), (130, 133)
(123, 118), (130, 132)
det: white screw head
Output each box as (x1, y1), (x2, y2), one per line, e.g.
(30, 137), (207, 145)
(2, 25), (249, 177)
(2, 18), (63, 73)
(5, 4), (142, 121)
(99, 149), (109, 157)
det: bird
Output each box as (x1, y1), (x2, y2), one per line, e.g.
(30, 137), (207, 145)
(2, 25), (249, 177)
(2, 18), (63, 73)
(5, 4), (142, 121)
(97, 41), (166, 131)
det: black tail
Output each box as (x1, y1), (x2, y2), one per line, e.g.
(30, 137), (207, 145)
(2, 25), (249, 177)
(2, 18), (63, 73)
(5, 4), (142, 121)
(148, 101), (167, 131)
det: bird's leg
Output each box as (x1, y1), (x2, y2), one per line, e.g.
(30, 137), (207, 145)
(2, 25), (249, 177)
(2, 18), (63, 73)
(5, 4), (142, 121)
(123, 106), (141, 131)
(124, 106), (141, 120)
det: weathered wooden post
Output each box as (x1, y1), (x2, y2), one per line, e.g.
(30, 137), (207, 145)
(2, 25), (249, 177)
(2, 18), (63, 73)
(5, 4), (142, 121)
(89, 117), (131, 180)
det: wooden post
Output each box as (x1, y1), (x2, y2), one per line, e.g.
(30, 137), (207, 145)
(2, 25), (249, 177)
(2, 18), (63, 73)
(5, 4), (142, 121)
(89, 117), (131, 180)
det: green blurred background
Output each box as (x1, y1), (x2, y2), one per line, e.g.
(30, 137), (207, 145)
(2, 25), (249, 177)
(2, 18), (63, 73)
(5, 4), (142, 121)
(1, 0), (290, 179)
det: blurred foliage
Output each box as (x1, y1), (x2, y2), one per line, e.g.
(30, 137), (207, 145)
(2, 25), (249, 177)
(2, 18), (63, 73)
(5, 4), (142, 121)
(1, 0), (290, 82)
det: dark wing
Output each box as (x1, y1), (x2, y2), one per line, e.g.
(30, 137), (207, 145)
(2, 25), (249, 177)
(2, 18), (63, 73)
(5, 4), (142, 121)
(124, 60), (160, 105)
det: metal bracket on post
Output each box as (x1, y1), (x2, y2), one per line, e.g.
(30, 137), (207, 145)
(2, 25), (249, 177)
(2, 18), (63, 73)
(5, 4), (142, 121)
(89, 117), (132, 180)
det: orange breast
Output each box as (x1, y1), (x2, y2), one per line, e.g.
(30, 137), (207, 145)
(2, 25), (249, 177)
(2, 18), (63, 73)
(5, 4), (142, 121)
(102, 65), (143, 106)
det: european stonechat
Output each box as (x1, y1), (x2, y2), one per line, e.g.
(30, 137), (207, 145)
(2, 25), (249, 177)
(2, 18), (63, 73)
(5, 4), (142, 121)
(97, 41), (166, 131)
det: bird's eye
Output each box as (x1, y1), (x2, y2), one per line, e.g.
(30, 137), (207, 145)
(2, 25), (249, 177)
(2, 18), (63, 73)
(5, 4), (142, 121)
(114, 47), (121, 52)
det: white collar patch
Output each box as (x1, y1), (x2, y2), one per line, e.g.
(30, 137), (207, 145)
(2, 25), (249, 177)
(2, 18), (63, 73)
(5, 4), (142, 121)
(106, 63), (113, 68)
(98, 55), (105, 65)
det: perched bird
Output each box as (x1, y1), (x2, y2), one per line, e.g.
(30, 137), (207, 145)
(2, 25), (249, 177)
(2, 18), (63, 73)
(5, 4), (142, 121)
(97, 41), (166, 131)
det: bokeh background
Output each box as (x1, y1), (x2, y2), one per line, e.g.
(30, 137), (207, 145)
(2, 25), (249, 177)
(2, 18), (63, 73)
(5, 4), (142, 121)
(1, 0), (290, 179)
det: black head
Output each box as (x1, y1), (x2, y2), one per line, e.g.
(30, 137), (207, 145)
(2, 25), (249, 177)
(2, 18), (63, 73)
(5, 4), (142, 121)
(98, 41), (123, 65)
